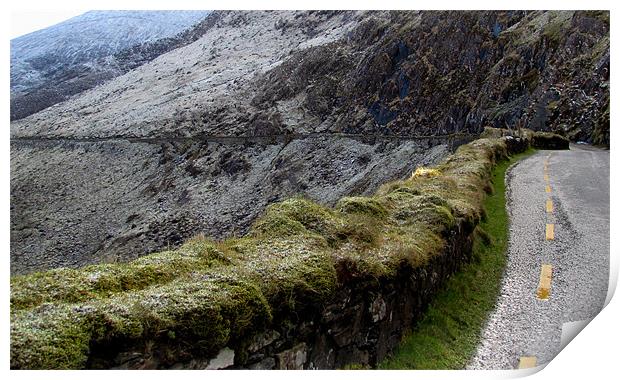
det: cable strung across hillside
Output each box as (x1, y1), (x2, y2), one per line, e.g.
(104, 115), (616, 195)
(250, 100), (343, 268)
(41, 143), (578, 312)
(11, 131), (479, 145)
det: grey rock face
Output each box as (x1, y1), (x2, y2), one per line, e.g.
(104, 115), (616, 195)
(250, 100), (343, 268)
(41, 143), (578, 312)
(370, 295), (387, 323)
(248, 330), (281, 353)
(206, 347), (235, 369)
(276, 343), (307, 370)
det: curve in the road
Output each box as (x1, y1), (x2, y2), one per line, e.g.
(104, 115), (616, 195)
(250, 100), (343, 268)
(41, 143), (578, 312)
(469, 144), (609, 370)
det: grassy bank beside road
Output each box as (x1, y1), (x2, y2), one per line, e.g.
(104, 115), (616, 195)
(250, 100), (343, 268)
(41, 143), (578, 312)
(379, 149), (535, 369)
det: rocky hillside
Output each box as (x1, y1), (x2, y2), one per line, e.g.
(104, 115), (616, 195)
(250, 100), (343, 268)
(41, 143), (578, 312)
(10, 10), (609, 275)
(10, 10), (211, 120)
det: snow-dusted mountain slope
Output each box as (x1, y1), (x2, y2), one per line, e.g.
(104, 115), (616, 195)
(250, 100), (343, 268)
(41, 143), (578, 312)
(11, 10), (359, 137)
(10, 10), (211, 120)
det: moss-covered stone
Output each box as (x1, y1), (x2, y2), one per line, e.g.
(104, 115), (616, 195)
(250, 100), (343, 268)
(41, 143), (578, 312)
(337, 196), (389, 219)
(11, 237), (233, 311)
(250, 212), (309, 237)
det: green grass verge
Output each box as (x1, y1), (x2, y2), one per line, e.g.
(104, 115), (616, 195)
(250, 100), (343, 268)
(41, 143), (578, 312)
(379, 148), (536, 369)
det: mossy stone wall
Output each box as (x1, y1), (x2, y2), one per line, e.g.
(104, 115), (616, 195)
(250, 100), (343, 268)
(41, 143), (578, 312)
(104, 220), (473, 369)
(10, 130), (567, 369)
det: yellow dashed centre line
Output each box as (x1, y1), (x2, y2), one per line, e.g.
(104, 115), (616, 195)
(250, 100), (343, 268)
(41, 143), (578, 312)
(537, 264), (553, 300)
(520, 157), (555, 366)
(545, 224), (554, 240)
(518, 356), (537, 369)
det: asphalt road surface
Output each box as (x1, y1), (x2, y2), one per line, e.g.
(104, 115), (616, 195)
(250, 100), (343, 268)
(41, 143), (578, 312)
(468, 144), (610, 370)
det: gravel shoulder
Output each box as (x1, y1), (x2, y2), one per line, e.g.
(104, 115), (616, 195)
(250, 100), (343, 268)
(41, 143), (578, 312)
(468, 145), (609, 369)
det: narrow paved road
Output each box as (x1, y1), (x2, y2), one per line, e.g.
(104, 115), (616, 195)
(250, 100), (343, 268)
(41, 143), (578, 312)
(468, 144), (610, 370)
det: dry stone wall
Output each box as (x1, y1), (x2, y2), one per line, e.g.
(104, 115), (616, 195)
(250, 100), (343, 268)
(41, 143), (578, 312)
(12, 132), (565, 370)
(109, 217), (474, 369)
